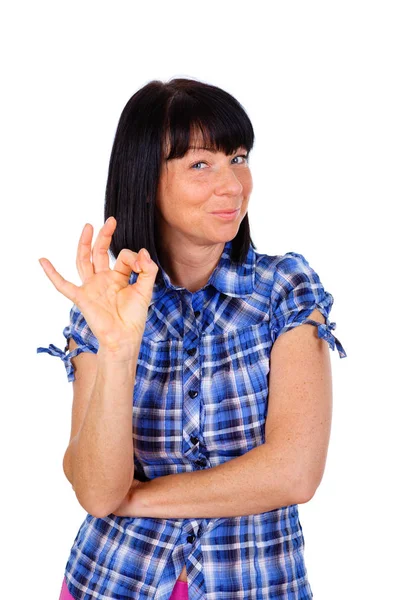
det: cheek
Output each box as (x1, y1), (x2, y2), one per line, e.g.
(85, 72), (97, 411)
(162, 187), (205, 226)
(181, 178), (213, 207)
(242, 171), (253, 194)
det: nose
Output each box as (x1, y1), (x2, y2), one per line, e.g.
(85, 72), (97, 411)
(214, 165), (243, 196)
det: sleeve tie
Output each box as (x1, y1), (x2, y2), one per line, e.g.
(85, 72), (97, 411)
(303, 318), (347, 358)
(36, 342), (93, 382)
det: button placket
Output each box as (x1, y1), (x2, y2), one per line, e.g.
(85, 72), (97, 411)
(181, 292), (203, 460)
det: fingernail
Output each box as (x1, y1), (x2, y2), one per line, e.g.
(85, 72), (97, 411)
(142, 248), (151, 261)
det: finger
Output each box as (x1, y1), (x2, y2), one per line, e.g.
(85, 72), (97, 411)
(115, 248), (156, 281)
(133, 248), (158, 279)
(92, 217), (116, 274)
(39, 257), (80, 304)
(76, 223), (94, 282)
(113, 248), (140, 278)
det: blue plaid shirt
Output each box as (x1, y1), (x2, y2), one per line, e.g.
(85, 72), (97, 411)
(37, 239), (346, 600)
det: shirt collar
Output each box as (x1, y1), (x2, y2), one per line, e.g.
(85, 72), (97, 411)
(130, 239), (257, 307)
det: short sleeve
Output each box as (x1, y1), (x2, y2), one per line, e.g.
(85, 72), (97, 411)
(36, 304), (99, 382)
(269, 252), (347, 358)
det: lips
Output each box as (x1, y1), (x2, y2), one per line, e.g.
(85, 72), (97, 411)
(212, 208), (239, 214)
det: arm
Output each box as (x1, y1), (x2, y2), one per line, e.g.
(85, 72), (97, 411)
(114, 308), (332, 519)
(116, 441), (307, 519)
(38, 216), (158, 519)
(64, 342), (141, 518)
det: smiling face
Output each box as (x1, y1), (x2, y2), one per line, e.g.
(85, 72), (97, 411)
(155, 132), (253, 249)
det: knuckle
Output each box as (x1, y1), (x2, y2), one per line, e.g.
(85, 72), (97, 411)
(119, 248), (130, 257)
(121, 248), (136, 261)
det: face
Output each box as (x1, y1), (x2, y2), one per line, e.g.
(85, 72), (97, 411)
(155, 136), (253, 248)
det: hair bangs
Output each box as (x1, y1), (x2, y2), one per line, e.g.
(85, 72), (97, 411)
(162, 83), (254, 161)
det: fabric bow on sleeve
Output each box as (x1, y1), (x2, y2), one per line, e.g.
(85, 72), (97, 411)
(303, 318), (347, 358)
(36, 342), (92, 381)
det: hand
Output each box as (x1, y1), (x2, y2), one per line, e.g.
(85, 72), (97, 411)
(112, 478), (145, 517)
(38, 217), (159, 351)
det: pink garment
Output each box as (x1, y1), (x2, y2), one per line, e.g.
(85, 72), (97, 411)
(59, 578), (75, 600)
(168, 579), (189, 600)
(59, 577), (189, 600)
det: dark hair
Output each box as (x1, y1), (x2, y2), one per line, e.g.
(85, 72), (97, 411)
(104, 77), (256, 286)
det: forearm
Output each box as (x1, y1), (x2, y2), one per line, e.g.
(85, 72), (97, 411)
(69, 344), (140, 517)
(130, 442), (308, 519)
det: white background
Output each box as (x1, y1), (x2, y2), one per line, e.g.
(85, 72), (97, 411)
(2, 1), (399, 598)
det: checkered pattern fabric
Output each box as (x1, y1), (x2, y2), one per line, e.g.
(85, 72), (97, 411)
(37, 240), (346, 599)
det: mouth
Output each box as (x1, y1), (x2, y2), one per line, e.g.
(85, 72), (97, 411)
(210, 208), (240, 220)
(211, 208), (240, 215)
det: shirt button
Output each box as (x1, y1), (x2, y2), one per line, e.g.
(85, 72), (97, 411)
(188, 390), (198, 398)
(190, 435), (199, 445)
(194, 310), (200, 318)
(187, 347), (196, 356)
(187, 534), (196, 543)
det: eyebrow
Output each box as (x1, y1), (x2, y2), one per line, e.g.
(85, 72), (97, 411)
(187, 146), (248, 153)
(187, 146), (218, 152)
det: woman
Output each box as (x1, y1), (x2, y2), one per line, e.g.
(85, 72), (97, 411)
(37, 77), (347, 600)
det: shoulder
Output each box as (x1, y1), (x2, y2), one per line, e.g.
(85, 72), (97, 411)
(253, 250), (316, 298)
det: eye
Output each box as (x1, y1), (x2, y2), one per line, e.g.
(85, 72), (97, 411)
(190, 154), (249, 170)
(190, 161), (207, 170)
(232, 154), (249, 164)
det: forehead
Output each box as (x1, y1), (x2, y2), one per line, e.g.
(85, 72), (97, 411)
(162, 127), (246, 161)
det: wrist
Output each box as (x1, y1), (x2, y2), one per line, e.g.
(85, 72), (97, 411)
(97, 343), (140, 367)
